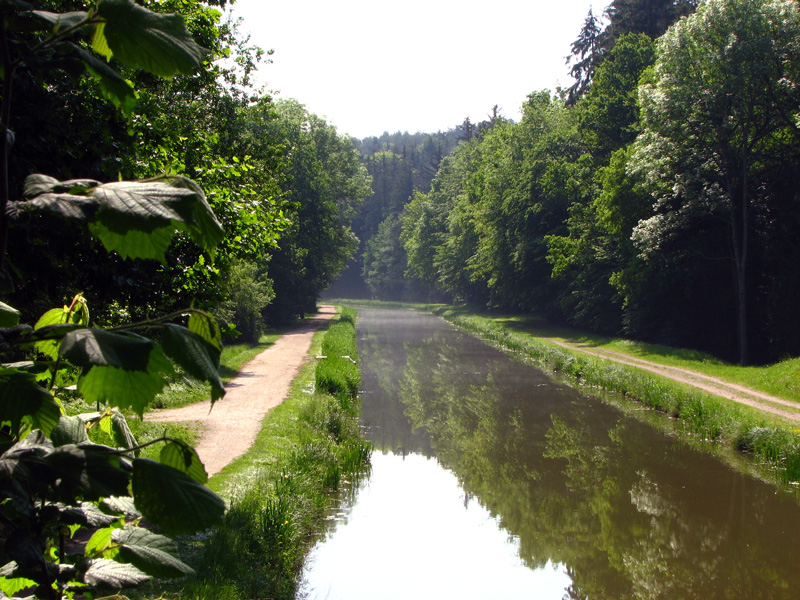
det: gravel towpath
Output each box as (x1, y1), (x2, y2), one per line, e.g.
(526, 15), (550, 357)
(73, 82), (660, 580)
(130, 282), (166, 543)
(549, 339), (800, 422)
(146, 305), (335, 476)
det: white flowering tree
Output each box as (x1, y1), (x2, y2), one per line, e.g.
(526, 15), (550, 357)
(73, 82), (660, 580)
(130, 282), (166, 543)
(630, 0), (800, 364)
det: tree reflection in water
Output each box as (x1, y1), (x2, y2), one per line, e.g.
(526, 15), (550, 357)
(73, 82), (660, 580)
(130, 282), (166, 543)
(356, 308), (800, 600)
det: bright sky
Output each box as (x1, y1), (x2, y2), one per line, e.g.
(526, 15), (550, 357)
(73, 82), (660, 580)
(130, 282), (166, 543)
(227, 0), (601, 139)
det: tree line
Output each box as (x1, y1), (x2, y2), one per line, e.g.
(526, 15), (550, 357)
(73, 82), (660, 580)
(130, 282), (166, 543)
(359, 0), (800, 365)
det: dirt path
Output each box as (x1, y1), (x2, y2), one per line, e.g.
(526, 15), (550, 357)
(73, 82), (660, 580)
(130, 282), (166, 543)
(146, 305), (335, 476)
(549, 339), (800, 422)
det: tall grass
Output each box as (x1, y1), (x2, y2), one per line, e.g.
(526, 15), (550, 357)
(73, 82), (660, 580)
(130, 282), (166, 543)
(315, 306), (361, 406)
(144, 307), (371, 600)
(435, 308), (800, 485)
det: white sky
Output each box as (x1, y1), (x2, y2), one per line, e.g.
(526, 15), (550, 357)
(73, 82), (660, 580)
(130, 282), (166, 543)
(227, 0), (602, 139)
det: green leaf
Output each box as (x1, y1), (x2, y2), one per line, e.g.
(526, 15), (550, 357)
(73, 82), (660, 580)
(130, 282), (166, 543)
(34, 298), (89, 359)
(157, 176), (225, 251)
(71, 43), (137, 115)
(16, 176), (223, 262)
(60, 329), (153, 371)
(89, 221), (175, 263)
(159, 440), (207, 484)
(76, 347), (172, 416)
(85, 526), (115, 558)
(96, 0), (206, 78)
(30, 10), (89, 32)
(82, 558), (150, 588)
(93, 181), (190, 230)
(13, 193), (98, 221)
(60, 502), (121, 528)
(0, 572), (37, 597)
(101, 495), (140, 518)
(91, 21), (112, 60)
(45, 444), (131, 502)
(62, 329), (172, 413)
(187, 311), (222, 351)
(160, 324), (224, 401)
(113, 526), (194, 578)
(51, 415), (89, 446)
(23, 175), (100, 198)
(108, 408), (138, 452)
(0, 301), (20, 327)
(132, 459), (225, 534)
(0, 369), (61, 437)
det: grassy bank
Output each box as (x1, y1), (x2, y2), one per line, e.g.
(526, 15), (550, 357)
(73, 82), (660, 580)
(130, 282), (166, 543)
(139, 307), (370, 600)
(433, 307), (800, 485)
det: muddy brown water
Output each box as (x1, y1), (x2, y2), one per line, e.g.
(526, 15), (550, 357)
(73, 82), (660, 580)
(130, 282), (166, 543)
(298, 308), (800, 599)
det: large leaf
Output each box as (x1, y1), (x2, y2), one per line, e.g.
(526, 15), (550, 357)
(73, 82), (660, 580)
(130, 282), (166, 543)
(45, 444), (131, 502)
(187, 310), (222, 351)
(15, 176), (223, 262)
(82, 558), (150, 588)
(112, 526), (194, 578)
(60, 502), (121, 528)
(88, 221), (175, 263)
(50, 415), (89, 446)
(101, 495), (140, 518)
(30, 10), (89, 32)
(161, 324), (224, 401)
(159, 440), (207, 484)
(60, 329), (153, 371)
(99, 408), (138, 452)
(92, 181), (189, 230)
(0, 369), (61, 437)
(0, 570), (36, 597)
(159, 176), (225, 251)
(71, 43), (137, 115)
(0, 301), (20, 327)
(34, 297), (89, 360)
(23, 175), (100, 198)
(76, 347), (172, 416)
(95, 0), (206, 78)
(131, 459), (225, 534)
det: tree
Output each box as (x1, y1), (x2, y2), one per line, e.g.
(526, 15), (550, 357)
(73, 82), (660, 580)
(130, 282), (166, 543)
(602, 0), (697, 46)
(578, 33), (655, 162)
(630, 0), (800, 364)
(362, 214), (409, 299)
(0, 1), (229, 596)
(264, 100), (370, 323)
(566, 8), (604, 104)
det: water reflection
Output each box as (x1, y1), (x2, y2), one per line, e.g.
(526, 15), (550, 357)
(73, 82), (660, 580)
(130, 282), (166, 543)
(301, 308), (800, 600)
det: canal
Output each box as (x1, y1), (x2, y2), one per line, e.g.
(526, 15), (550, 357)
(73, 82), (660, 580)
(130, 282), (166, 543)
(299, 307), (800, 599)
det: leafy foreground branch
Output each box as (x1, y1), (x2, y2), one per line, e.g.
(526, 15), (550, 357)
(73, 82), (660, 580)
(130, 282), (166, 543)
(435, 308), (800, 486)
(139, 307), (371, 600)
(1, 2), (231, 598)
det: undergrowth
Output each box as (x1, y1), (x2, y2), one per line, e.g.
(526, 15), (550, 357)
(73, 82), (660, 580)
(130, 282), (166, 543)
(435, 308), (800, 485)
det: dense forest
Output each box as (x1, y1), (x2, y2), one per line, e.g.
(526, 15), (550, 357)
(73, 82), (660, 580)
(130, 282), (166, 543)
(5, 0), (370, 343)
(351, 0), (800, 365)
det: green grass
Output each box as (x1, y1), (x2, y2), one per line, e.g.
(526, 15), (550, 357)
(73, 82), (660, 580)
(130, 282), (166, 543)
(467, 311), (800, 403)
(433, 307), (800, 485)
(135, 307), (371, 600)
(315, 307), (361, 405)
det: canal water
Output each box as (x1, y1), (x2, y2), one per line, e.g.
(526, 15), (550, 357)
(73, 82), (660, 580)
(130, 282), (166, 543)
(299, 308), (800, 599)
